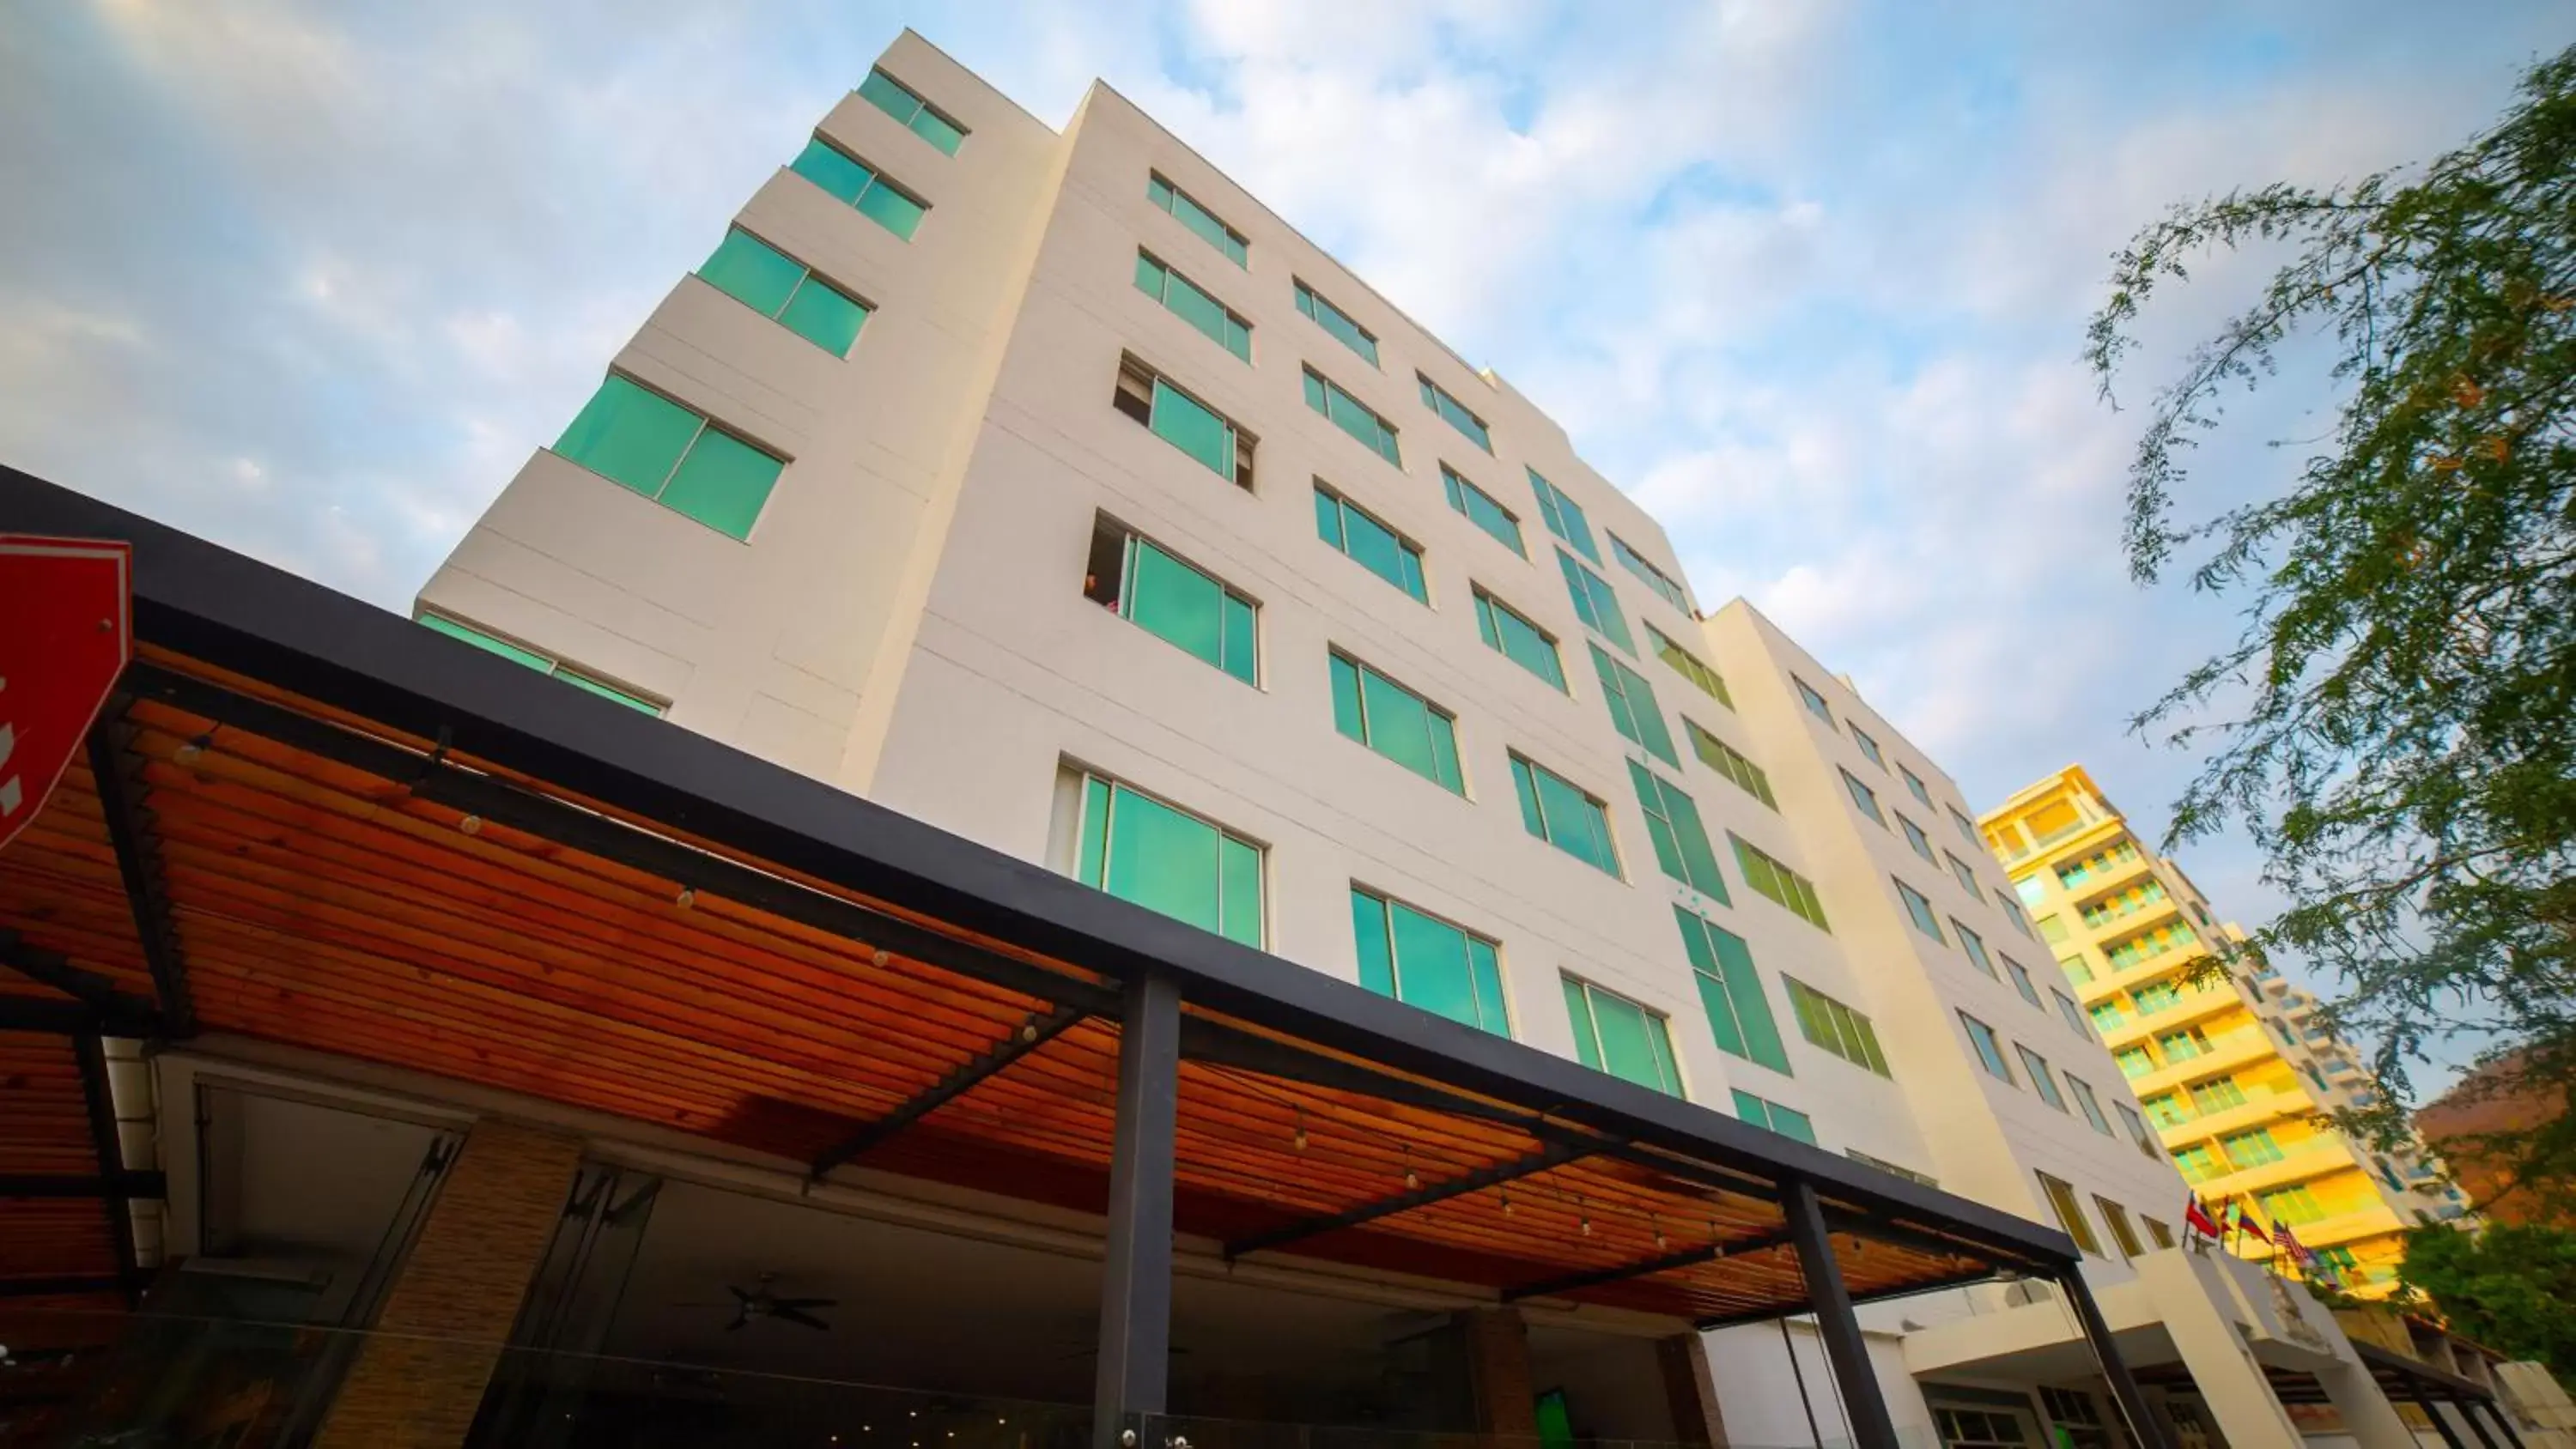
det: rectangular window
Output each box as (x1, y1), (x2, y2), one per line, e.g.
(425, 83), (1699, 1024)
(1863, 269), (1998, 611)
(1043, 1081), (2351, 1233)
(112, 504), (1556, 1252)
(1840, 767), (1886, 826)
(1528, 469), (1599, 563)
(1419, 373), (1492, 452)
(1114, 355), (1255, 487)
(1609, 533), (1689, 613)
(2038, 913), (2070, 945)
(1135, 251), (1251, 361)
(2143, 1217), (2176, 1249)
(1733, 835), (1829, 931)
(2066, 1075), (2115, 1137)
(1330, 652), (1463, 794)
(1898, 813), (1938, 864)
(2174, 1143), (2224, 1182)
(1849, 1150), (1939, 1187)
(2190, 1077), (2248, 1113)
(416, 613), (664, 714)
(1313, 484), (1425, 603)
(790, 136), (927, 239)
(2016, 875), (2050, 908)
(1784, 978), (1891, 1077)
(1628, 761), (1727, 899)
(1558, 550), (1637, 654)
(1899, 764), (1934, 809)
(1945, 851), (1982, 895)
(1510, 755), (1620, 877)
(2258, 1185), (2328, 1226)
(1303, 367), (1402, 467)
(1474, 587), (1567, 692)
(1688, 723), (1775, 809)
(2091, 1001), (2129, 1034)
(1960, 1011), (2014, 1083)
(1563, 976), (1681, 1096)
(2116, 1102), (2159, 1157)
(2095, 1197), (2146, 1260)
(698, 227), (872, 355)
(1947, 805), (1981, 847)
(1793, 676), (1837, 727)
(1294, 279), (1378, 366)
(2132, 981), (2183, 1014)
(2143, 1092), (2189, 1127)
(555, 375), (785, 540)
(1067, 769), (1262, 947)
(2157, 1027), (2212, 1062)
(1442, 466), (1525, 555)
(1593, 645), (1680, 767)
(1146, 171), (1247, 265)
(2003, 955), (2043, 1007)
(2037, 1172), (2103, 1255)
(1850, 724), (1886, 768)
(856, 68), (967, 154)
(1897, 879), (1945, 943)
(1083, 517), (1258, 684)
(1677, 906), (1789, 1074)
(1733, 1090), (1818, 1145)
(2221, 1128), (2286, 1167)
(1644, 623), (1731, 706)
(2017, 1045), (2069, 1112)
(1954, 922), (1997, 978)
(1351, 887), (1507, 1035)
(2116, 1046), (2153, 1078)
(1996, 889), (2035, 938)
(2051, 986), (2090, 1037)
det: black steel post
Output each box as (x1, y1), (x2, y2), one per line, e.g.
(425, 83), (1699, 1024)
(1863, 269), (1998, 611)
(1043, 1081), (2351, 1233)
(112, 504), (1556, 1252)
(2455, 1398), (2503, 1449)
(1782, 1179), (1900, 1449)
(2476, 1400), (2529, 1449)
(2413, 1391), (2468, 1449)
(2057, 1268), (2178, 1449)
(1093, 973), (1180, 1449)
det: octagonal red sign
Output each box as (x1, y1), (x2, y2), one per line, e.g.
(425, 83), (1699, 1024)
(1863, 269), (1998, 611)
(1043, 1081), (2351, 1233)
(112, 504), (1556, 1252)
(0, 535), (132, 854)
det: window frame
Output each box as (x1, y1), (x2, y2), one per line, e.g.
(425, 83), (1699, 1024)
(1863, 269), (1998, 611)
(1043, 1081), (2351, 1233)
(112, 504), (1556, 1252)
(416, 611), (665, 715)
(1732, 834), (1830, 931)
(1959, 1010), (2014, 1083)
(857, 67), (969, 154)
(1329, 649), (1465, 795)
(2066, 1074), (2116, 1136)
(1066, 767), (1266, 948)
(551, 373), (787, 541)
(1441, 464), (1525, 555)
(1896, 878), (1946, 943)
(1528, 468), (1600, 563)
(1562, 973), (1684, 1096)
(1510, 753), (1623, 877)
(1303, 365), (1403, 467)
(1792, 676), (1838, 728)
(1677, 905), (1790, 1075)
(1954, 920), (1998, 978)
(1086, 516), (1260, 685)
(1293, 278), (1380, 366)
(2037, 1171), (2104, 1255)
(1850, 724), (1886, 768)
(1594, 644), (1681, 768)
(1473, 585), (1569, 692)
(1687, 722), (1776, 809)
(1114, 353), (1255, 488)
(1840, 767), (1886, 826)
(1313, 482), (1428, 603)
(1135, 249), (1252, 361)
(1419, 373), (1494, 452)
(2016, 1044), (2069, 1112)
(696, 227), (873, 355)
(1608, 531), (1690, 614)
(790, 135), (929, 240)
(1644, 622), (1731, 706)
(1784, 977), (1892, 1077)
(1146, 170), (1249, 266)
(1558, 549), (1637, 654)
(1628, 761), (1728, 899)
(1899, 764), (1934, 808)
(1351, 885), (1510, 1035)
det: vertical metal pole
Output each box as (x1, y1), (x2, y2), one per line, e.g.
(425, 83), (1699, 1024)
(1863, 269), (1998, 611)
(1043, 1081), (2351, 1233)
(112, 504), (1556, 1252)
(2454, 1399), (2503, 1449)
(2057, 1268), (2178, 1449)
(2413, 1391), (2468, 1449)
(1093, 973), (1180, 1449)
(73, 1032), (139, 1306)
(1781, 1180), (1899, 1449)
(2475, 1400), (2528, 1449)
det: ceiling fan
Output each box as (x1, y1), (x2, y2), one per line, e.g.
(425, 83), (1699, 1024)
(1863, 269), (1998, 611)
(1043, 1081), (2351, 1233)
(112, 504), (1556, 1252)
(685, 1272), (837, 1333)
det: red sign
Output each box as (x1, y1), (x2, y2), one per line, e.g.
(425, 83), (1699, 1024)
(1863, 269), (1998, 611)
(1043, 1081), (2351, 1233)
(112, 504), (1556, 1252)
(0, 536), (133, 853)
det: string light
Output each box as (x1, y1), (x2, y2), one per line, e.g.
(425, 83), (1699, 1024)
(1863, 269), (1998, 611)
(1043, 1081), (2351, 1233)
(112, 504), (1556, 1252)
(1501, 1191), (1515, 1216)
(1403, 1147), (1419, 1191)
(173, 733), (211, 765)
(459, 815), (483, 835)
(676, 887), (696, 908)
(1292, 1109), (1308, 1152)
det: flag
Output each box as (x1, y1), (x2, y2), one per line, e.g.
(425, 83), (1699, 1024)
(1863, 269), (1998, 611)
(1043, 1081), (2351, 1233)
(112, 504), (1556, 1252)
(2234, 1202), (2274, 1246)
(2275, 1222), (2312, 1266)
(2184, 1197), (2223, 1241)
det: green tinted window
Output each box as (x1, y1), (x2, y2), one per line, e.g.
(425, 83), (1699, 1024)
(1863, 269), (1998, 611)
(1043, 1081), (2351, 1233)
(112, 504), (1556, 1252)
(1900, 765), (1934, 808)
(857, 68), (966, 154)
(1898, 814), (1937, 863)
(1610, 533), (1689, 613)
(1793, 676), (1838, 727)
(1352, 888), (1508, 1035)
(1783, 978), (1890, 1076)
(1851, 726), (1886, 768)
(1645, 624), (1730, 706)
(1330, 652), (1463, 794)
(1558, 550), (1635, 655)
(1840, 767), (1886, 826)
(1295, 280), (1379, 366)
(1114, 534), (1258, 684)
(1510, 755), (1619, 876)
(790, 138), (925, 240)
(2003, 955), (2044, 1007)
(1731, 835), (1829, 931)
(1303, 368), (1401, 466)
(1528, 469), (1599, 562)
(1896, 879), (1945, 943)
(1073, 773), (1263, 947)
(1418, 374), (1492, 452)
(1564, 976), (1681, 1096)
(700, 229), (871, 355)
(1627, 761), (1727, 899)
(2017, 1046), (2068, 1111)
(1959, 1011), (2014, 1082)
(416, 614), (661, 714)
(1591, 645), (1679, 767)
(1443, 466), (1524, 555)
(555, 376), (783, 540)
(1687, 723), (1775, 808)
(1147, 172), (1248, 266)
(1475, 589), (1566, 692)
(1733, 1091), (1817, 1144)
(2067, 1075), (2116, 1136)
(1315, 487), (1425, 603)
(1955, 922), (1997, 978)
(1677, 906), (1789, 1074)
(1135, 252), (1250, 361)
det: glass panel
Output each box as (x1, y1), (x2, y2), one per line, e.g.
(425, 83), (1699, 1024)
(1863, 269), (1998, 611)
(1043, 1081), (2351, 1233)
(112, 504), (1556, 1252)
(1328, 652), (1364, 741)
(1352, 890), (1395, 996)
(1078, 776), (1112, 886)
(555, 376), (700, 496)
(1134, 252), (1167, 298)
(911, 108), (965, 155)
(1587, 988), (1665, 1092)
(1425, 710), (1462, 793)
(699, 229), (804, 317)
(1482, 596), (1564, 689)
(1223, 315), (1250, 361)
(1360, 665), (1440, 782)
(1665, 783), (1728, 900)
(1710, 925), (1788, 1072)
(1314, 487), (1345, 549)
(854, 180), (926, 240)
(658, 427), (783, 539)
(1124, 540), (1224, 668)
(858, 70), (924, 125)
(777, 277), (869, 355)
(1162, 270), (1230, 345)
(1219, 592), (1256, 684)
(1534, 766), (1614, 875)
(1692, 955), (1747, 1058)
(790, 138), (872, 203)
(1340, 505), (1419, 598)
(1563, 978), (1601, 1070)
(1391, 900), (1477, 1027)
(555, 670), (661, 713)
(1103, 786), (1221, 935)
(1447, 470), (1524, 554)
(1467, 939), (1507, 1034)
(1149, 379), (1233, 478)
(418, 614), (552, 672)
(1218, 834), (1262, 947)
(1772, 1106), (1818, 1146)
(1529, 470), (1599, 561)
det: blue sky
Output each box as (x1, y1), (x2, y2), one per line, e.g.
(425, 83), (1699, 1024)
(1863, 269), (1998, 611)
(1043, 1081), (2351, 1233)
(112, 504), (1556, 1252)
(3, 1), (2565, 1091)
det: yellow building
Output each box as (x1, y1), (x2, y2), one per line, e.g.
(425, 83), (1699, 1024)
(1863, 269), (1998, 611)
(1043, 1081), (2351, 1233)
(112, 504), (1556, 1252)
(1979, 767), (2469, 1296)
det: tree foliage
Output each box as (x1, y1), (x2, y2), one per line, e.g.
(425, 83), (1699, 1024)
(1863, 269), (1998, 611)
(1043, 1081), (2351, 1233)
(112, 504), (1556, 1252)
(2085, 46), (2576, 1205)
(2399, 1223), (2576, 1376)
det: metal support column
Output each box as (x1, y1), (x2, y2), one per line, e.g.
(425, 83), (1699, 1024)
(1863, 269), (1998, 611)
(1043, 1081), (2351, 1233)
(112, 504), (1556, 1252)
(1782, 1179), (1899, 1449)
(2413, 1391), (2469, 1449)
(2058, 1268), (2178, 1449)
(2475, 1400), (2528, 1449)
(1093, 973), (1180, 1449)
(2455, 1399), (2503, 1449)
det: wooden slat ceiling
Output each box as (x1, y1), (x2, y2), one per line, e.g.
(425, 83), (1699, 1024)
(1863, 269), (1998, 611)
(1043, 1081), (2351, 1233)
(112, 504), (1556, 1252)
(0, 652), (2011, 1325)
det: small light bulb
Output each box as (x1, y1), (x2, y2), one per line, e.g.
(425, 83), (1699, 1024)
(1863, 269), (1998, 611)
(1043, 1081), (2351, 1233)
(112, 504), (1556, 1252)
(1581, 1216), (1592, 1236)
(873, 949), (891, 967)
(1502, 1194), (1515, 1216)
(1294, 1129), (1308, 1151)
(1405, 1171), (1419, 1189)
(459, 814), (483, 835)
(677, 887), (696, 908)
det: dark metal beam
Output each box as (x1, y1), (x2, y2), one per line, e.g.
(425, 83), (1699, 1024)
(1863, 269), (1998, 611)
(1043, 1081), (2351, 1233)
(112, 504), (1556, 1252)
(0, 996), (159, 1038)
(2416, 1391), (2470, 1449)
(86, 713), (195, 1037)
(1504, 1228), (1795, 1303)
(0, 1172), (166, 1199)
(0, 1274), (131, 1299)
(809, 1004), (1088, 1179)
(1227, 1141), (1594, 1261)
(1179, 1014), (1563, 1133)
(1784, 1178), (1900, 1449)
(72, 1034), (142, 1307)
(1689, 1261), (2003, 1330)
(1094, 973), (1180, 1449)
(2059, 1268), (2178, 1449)
(2476, 1401), (2529, 1449)
(2457, 1398), (2505, 1449)
(0, 931), (155, 1020)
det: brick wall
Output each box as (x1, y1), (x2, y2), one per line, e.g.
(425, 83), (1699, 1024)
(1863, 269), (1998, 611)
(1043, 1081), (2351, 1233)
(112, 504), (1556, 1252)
(313, 1119), (582, 1449)
(1455, 1307), (1539, 1440)
(1657, 1333), (1730, 1449)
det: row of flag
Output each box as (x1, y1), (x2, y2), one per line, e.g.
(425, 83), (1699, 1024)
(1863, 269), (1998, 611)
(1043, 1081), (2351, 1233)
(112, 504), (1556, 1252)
(2182, 1195), (2342, 1288)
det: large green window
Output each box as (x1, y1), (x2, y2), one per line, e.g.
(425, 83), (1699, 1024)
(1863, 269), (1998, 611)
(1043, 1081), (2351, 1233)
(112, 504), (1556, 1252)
(416, 613), (663, 714)
(1784, 978), (1891, 1076)
(1419, 373), (1492, 452)
(1352, 888), (1508, 1035)
(1528, 469), (1599, 563)
(1475, 589), (1566, 691)
(697, 228), (872, 355)
(1840, 767), (1886, 826)
(1295, 279), (1379, 366)
(1443, 466), (1524, 555)
(1733, 835), (1828, 931)
(2190, 1077), (2249, 1113)
(1628, 761), (1727, 899)
(2116, 1046), (2153, 1078)
(1147, 172), (1249, 266)
(1563, 976), (1682, 1096)
(2067, 1075), (2116, 1137)
(1895, 878), (1946, 943)
(2223, 1129), (2287, 1167)
(857, 68), (967, 154)
(1070, 771), (1263, 947)
(1945, 851), (1983, 896)
(1592, 645), (1679, 767)
(1792, 676), (1838, 728)
(1330, 652), (1464, 794)
(555, 376), (785, 540)
(1135, 252), (1250, 361)
(1084, 518), (1257, 684)
(1676, 906), (1789, 1074)
(1850, 725), (1886, 768)
(1558, 550), (1636, 655)
(1996, 889), (2036, 938)
(2016, 1045), (2069, 1111)
(1954, 921), (1997, 978)
(1899, 765), (1934, 809)
(1510, 755), (1619, 877)
(1314, 485), (1426, 603)
(1687, 722), (1775, 808)
(1609, 533), (1689, 613)
(2117, 1102), (2158, 1155)
(1733, 1091), (1817, 1145)
(1114, 355), (1254, 487)
(2259, 1185), (2329, 1226)
(1645, 624), (1730, 706)
(1303, 367), (1402, 466)
(1959, 1011), (2014, 1084)
(2003, 955), (2044, 1008)
(789, 136), (927, 240)
(1898, 813), (1938, 864)
(2173, 1144), (2226, 1182)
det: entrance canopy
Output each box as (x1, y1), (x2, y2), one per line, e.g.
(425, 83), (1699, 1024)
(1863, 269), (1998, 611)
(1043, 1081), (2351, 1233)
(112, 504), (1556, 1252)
(0, 466), (2081, 1336)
